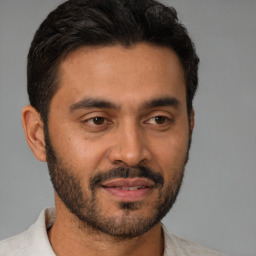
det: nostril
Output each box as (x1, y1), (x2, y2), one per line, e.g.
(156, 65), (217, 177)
(112, 160), (126, 165)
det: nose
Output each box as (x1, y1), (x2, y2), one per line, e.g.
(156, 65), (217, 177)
(107, 121), (152, 167)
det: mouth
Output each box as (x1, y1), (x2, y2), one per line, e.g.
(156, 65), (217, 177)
(101, 178), (155, 201)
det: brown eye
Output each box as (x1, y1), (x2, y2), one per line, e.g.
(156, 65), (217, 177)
(154, 116), (168, 124)
(91, 117), (105, 125)
(145, 115), (172, 126)
(82, 116), (112, 132)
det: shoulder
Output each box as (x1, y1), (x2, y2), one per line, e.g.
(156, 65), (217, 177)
(0, 231), (29, 256)
(163, 227), (229, 256)
(0, 208), (56, 256)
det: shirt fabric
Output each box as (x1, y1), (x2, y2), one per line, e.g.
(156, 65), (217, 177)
(0, 207), (228, 256)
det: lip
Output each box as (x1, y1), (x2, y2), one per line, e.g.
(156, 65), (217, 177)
(101, 178), (155, 201)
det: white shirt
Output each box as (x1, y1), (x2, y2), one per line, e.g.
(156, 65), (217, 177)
(0, 208), (228, 256)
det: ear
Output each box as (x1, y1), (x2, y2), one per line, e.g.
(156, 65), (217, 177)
(22, 105), (46, 162)
(189, 109), (195, 137)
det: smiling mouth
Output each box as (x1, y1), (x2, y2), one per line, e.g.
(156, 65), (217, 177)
(101, 178), (155, 201)
(109, 186), (147, 190)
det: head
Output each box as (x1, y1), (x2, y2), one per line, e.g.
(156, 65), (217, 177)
(27, 0), (199, 125)
(23, 0), (199, 239)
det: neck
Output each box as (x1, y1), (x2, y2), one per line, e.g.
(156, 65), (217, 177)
(48, 194), (165, 256)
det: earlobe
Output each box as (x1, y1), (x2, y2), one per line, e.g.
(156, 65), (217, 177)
(22, 105), (46, 162)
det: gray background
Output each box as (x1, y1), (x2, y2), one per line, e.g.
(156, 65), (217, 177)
(0, 0), (255, 255)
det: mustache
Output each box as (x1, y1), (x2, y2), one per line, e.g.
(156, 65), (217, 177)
(89, 166), (164, 189)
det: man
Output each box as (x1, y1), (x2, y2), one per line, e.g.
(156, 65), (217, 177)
(0, 0), (228, 255)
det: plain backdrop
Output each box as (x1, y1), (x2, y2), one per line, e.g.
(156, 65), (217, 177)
(0, 0), (256, 255)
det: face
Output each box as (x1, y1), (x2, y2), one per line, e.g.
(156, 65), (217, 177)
(45, 43), (193, 238)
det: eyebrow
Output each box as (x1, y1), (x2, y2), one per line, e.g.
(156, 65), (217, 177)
(69, 96), (180, 113)
(69, 98), (119, 112)
(142, 96), (180, 109)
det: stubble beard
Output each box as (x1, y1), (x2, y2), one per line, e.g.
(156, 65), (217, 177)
(45, 128), (190, 239)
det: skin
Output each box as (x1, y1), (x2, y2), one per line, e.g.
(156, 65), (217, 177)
(22, 43), (194, 256)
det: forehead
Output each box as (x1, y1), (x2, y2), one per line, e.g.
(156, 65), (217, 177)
(55, 43), (186, 110)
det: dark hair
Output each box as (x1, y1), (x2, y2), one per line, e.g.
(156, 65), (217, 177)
(27, 0), (199, 124)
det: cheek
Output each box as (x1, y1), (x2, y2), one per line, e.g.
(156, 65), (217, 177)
(49, 123), (108, 175)
(155, 124), (189, 157)
(151, 128), (189, 178)
(159, 137), (188, 165)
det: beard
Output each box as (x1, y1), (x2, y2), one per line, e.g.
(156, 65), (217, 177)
(45, 128), (190, 239)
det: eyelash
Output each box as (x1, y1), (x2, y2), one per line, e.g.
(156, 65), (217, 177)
(85, 117), (108, 125)
(82, 114), (172, 131)
(145, 116), (172, 125)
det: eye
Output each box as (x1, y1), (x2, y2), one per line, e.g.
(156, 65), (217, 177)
(90, 117), (105, 125)
(86, 117), (107, 126)
(154, 116), (169, 124)
(147, 116), (171, 125)
(81, 115), (113, 133)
